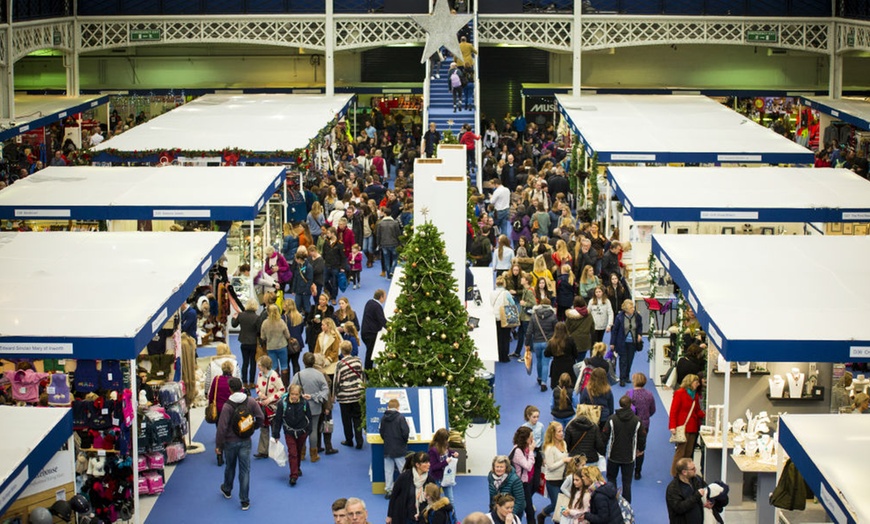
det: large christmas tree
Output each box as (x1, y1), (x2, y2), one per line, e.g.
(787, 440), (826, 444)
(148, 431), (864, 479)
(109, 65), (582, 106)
(368, 219), (500, 433)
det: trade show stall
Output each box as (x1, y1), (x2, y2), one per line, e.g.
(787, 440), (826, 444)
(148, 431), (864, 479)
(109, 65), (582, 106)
(0, 407), (72, 517)
(0, 231), (226, 524)
(799, 96), (870, 133)
(779, 414), (869, 524)
(651, 234), (870, 522)
(556, 94), (814, 165)
(0, 94), (110, 143)
(90, 93), (355, 164)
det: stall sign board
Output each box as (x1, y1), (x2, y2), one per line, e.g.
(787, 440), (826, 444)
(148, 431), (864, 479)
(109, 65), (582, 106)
(130, 30), (161, 42)
(746, 30), (778, 43)
(19, 449), (74, 499)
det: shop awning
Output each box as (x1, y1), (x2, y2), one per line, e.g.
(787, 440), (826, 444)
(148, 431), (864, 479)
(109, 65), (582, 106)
(651, 234), (870, 362)
(0, 95), (110, 143)
(0, 166), (285, 221)
(779, 414), (869, 524)
(90, 93), (354, 162)
(800, 96), (870, 131)
(557, 94), (814, 165)
(0, 231), (226, 359)
(607, 166), (870, 222)
(0, 406), (72, 516)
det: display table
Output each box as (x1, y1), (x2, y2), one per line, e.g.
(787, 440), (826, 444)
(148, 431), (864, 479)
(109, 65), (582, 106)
(700, 432), (743, 498)
(731, 454), (777, 523)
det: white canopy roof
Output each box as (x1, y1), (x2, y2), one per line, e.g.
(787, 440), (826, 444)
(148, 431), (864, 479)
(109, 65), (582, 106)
(0, 166), (285, 220)
(557, 94), (814, 164)
(0, 406), (72, 516)
(0, 231), (226, 359)
(0, 94), (109, 142)
(801, 96), (870, 131)
(91, 93), (353, 154)
(607, 166), (870, 222)
(651, 234), (870, 362)
(779, 414), (869, 524)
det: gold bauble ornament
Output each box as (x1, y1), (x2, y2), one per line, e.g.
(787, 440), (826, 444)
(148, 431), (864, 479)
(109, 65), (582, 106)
(440, 334), (446, 340)
(453, 342), (460, 349)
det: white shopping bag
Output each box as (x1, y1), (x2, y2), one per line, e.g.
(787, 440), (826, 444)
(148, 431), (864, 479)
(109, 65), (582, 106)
(441, 457), (457, 487)
(269, 438), (287, 468)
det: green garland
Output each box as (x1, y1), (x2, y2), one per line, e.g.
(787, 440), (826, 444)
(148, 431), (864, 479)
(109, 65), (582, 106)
(589, 152), (600, 219)
(441, 130), (459, 144)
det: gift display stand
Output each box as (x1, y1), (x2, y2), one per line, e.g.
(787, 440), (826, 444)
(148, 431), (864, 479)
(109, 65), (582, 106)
(364, 387), (450, 494)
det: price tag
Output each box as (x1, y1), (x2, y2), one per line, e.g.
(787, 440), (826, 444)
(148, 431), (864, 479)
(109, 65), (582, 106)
(101, 408), (108, 415)
(47, 387), (56, 394)
(157, 371), (165, 376)
(19, 387), (26, 394)
(98, 450), (106, 456)
(58, 360), (66, 365)
(107, 373), (113, 381)
(141, 422), (146, 429)
(112, 417), (119, 426)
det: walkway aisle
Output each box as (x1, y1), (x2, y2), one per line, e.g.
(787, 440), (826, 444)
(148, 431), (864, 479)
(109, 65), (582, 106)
(145, 258), (674, 523)
(427, 52), (478, 186)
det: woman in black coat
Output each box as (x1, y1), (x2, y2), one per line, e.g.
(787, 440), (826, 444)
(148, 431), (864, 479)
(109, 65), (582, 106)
(388, 451), (432, 524)
(545, 322), (578, 389)
(675, 343), (706, 386)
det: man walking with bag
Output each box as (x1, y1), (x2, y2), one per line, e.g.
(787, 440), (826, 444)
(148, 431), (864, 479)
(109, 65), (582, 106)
(602, 395), (646, 504)
(290, 352), (330, 463)
(217, 377), (264, 511)
(334, 341), (365, 449)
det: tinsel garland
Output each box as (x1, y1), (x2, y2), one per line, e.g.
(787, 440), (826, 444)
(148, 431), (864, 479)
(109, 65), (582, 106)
(646, 250), (658, 363)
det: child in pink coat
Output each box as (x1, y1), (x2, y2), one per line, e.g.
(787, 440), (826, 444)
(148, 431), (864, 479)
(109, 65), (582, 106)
(348, 244), (363, 290)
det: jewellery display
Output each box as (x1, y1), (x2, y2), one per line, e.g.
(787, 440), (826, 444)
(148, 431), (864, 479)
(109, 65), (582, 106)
(768, 375), (785, 398)
(786, 368), (805, 399)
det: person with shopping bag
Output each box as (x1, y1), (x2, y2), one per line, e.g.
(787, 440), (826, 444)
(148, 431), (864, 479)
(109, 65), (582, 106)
(254, 356), (285, 460)
(271, 383), (311, 486)
(669, 374), (705, 478)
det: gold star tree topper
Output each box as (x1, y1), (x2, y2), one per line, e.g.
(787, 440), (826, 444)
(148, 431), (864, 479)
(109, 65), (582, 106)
(411, 1), (473, 65)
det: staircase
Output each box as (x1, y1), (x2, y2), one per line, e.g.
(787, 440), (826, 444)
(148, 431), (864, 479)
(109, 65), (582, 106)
(426, 50), (478, 186)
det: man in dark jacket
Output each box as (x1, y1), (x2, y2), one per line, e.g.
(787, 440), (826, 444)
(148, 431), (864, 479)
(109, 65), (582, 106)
(573, 238), (599, 285)
(361, 289), (388, 370)
(524, 299), (558, 391)
(600, 242), (622, 280)
(603, 395), (646, 503)
(321, 227), (346, 304)
(378, 398), (410, 498)
(376, 210), (403, 279)
(666, 458), (710, 524)
(180, 301), (197, 340)
(217, 378), (264, 511)
(564, 414), (605, 463)
(547, 168), (570, 202)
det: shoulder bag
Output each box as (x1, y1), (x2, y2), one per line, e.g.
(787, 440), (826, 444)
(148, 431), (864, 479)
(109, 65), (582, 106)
(669, 396), (695, 444)
(205, 378), (219, 424)
(499, 291), (520, 328)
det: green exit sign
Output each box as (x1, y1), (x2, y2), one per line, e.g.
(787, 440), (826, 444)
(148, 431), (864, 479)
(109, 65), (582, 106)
(746, 30), (778, 43)
(130, 30), (161, 42)
(847, 33), (855, 47)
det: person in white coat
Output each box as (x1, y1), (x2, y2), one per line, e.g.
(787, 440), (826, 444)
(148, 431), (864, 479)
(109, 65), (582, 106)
(587, 286), (613, 343)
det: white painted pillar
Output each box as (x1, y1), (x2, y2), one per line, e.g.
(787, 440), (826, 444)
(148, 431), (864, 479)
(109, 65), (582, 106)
(571, 0), (582, 96)
(828, 28), (843, 100)
(66, 21), (81, 96)
(325, 0), (335, 96)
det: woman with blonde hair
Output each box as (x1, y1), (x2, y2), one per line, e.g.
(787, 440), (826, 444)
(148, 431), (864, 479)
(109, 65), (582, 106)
(531, 255), (554, 291)
(578, 265), (600, 301)
(260, 304), (292, 381)
(283, 300), (305, 376)
(307, 201), (326, 245)
(314, 317), (341, 377)
(552, 239), (573, 270)
(204, 342), (239, 392)
(540, 421), (571, 523)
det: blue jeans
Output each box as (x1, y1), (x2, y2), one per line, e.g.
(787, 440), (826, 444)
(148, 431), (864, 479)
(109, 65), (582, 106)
(325, 267), (339, 300)
(533, 341), (550, 385)
(514, 320), (528, 354)
(363, 235), (374, 255)
(437, 480), (455, 509)
(268, 347), (288, 372)
(294, 292), (312, 314)
(221, 439), (252, 504)
(544, 479), (562, 516)
(384, 455), (406, 493)
(382, 246), (398, 277)
(494, 211), (510, 238)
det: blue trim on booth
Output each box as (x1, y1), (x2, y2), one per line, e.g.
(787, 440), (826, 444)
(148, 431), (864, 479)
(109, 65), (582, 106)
(650, 235), (870, 362)
(779, 417), (857, 524)
(606, 168), (870, 223)
(0, 170), (284, 221)
(0, 234), (227, 360)
(800, 96), (870, 132)
(0, 408), (72, 517)
(0, 96), (109, 143)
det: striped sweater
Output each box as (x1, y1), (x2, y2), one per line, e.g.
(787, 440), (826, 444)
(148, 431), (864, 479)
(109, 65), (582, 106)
(333, 356), (364, 404)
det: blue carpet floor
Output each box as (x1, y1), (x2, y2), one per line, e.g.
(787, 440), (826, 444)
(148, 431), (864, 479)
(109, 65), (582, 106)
(145, 260), (677, 522)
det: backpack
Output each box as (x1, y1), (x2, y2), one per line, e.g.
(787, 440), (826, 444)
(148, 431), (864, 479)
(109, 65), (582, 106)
(281, 394), (311, 436)
(512, 218), (523, 231)
(450, 71), (462, 88)
(227, 398), (256, 438)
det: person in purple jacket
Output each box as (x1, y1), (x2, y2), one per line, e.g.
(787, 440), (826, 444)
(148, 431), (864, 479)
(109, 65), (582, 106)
(627, 372), (656, 480)
(428, 428), (459, 509)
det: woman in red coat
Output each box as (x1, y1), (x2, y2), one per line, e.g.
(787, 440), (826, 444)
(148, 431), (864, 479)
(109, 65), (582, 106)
(669, 373), (705, 478)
